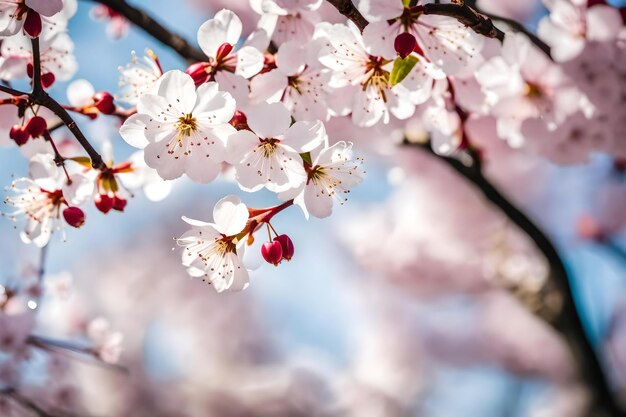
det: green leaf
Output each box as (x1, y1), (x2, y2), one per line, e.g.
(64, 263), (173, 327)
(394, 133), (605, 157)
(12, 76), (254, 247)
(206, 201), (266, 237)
(300, 152), (312, 165)
(389, 55), (419, 86)
(402, 0), (411, 6)
(68, 156), (92, 168)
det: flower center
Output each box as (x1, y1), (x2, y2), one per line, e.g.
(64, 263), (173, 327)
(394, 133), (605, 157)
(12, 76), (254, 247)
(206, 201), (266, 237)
(524, 82), (544, 99)
(176, 114), (197, 138)
(363, 56), (391, 101)
(259, 139), (279, 158)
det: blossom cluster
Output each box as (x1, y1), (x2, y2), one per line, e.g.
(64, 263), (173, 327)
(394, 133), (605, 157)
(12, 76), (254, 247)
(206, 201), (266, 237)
(0, 0), (625, 294)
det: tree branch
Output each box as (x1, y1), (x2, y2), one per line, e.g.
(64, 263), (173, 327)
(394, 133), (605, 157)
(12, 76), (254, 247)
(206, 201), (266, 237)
(409, 142), (625, 417)
(326, 0), (368, 32)
(423, 2), (504, 41)
(90, 0), (206, 63)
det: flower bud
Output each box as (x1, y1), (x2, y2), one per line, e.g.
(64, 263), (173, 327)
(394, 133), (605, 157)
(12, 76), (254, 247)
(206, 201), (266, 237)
(9, 125), (30, 146)
(229, 110), (249, 131)
(261, 241), (283, 266)
(215, 43), (233, 62)
(185, 62), (212, 87)
(274, 234), (294, 261)
(95, 193), (114, 214)
(26, 116), (47, 138)
(41, 72), (56, 88)
(394, 33), (417, 59)
(24, 11), (42, 38)
(63, 207), (86, 228)
(92, 91), (116, 115)
(112, 196), (127, 212)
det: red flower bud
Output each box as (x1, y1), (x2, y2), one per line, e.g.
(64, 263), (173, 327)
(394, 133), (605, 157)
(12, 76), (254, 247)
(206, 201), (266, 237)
(26, 116), (47, 138)
(9, 125), (30, 146)
(24, 11), (42, 38)
(63, 207), (86, 228)
(229, 110), (249, 131)
(394, 32), (417, 59)
(41, 72), (56, 88)
(185, 62), (212, 87)
(273, 234), (294, 261)
(112, 196), (127, 212)
(95, 193), (114, 214)
(215, 42), (233, 62)
(261, 241), (283, 266)
(93, 91), (116, 115)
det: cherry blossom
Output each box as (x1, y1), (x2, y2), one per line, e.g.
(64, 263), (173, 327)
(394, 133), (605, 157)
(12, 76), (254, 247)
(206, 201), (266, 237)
(286, 140), (364, 219)
(251, 0), (322, 45)
(0, 0), (65, 38)
(539, 0), (623, 61)
(226, 102), (326, 192)
(194, 9), (265, 102)
(250, 40), (331, 121)
(317, 22), (436, 127)
(177, 195), (250, 292)
(116, 50), (163, 105)
(2, 153), (89, 247)
(357, 0), (484, 74)
(119, 70), (236, 183)
(0, 29), (77, 85)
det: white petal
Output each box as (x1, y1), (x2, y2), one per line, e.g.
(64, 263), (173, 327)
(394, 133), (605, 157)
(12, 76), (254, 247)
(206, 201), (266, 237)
(235, 46), (264, 79)
(276, 41), (306, 75)
(66, 79), (95, 107)
(250, 69), (287, 103)
(197, 9), (243, 59)
(247, 101), (291, 138)
(213, 195), (248, 236)
(156, 70), (197, 114)
(119, 114), (151, 149)
(282, 120), (326, 152)
(26, 0), (63, 16)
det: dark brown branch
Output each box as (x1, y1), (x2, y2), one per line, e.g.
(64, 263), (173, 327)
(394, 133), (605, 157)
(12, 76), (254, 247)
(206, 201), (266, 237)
(31, 38), (43, 94)
(409, 141), (625, 417)
(90, 0), (206, 63)
(326, 0), (368, 32)
(423, 2), (504, 41)
(474, 10), (552, 58)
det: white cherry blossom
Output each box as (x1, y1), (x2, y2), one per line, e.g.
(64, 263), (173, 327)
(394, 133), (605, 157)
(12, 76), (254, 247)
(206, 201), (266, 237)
(285, 140), (364, 219)
(539, 0), (623, 61)
(226, 102), (326, 192)
(177, 195), (250, 292)
(116, 50), (163, 105)
(196, 9), (265, 102)
(119, 70), (236, 183)
(250, 40), (331, 121)
(317, 22), (436, 127)
(251, 0), (322, 45)
(358, 0), (484, 74)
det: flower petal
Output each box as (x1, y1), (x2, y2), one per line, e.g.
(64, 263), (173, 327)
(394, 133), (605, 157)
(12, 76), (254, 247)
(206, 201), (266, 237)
(213, 195), (248, 236)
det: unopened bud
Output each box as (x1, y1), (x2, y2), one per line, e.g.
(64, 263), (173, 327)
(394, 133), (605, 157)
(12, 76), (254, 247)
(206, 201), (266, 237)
(93, 91), (116, 115)
(41, 72), (56, 88)
(63, 207), (86, 228)
(394, 32), (417, 59)
(274, 234), (294, 261)
(215, 42), (233, 62)
(112, 196), (127, 212)
(26, 116), (47, 138)
(185, 62), (212, 87)
(95, 193), (114, 214)
(229, 110), (249, 131)
(261, 241), (283, 266)
(10, 125), (29, 146)
(24, 11), (42, 38)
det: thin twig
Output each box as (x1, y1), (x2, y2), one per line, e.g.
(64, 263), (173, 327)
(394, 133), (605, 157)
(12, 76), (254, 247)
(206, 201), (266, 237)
(408, 141), (625, 417)
(325, 0), (368, 31)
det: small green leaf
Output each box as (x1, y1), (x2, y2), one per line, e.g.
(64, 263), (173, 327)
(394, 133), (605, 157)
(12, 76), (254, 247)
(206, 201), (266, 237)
(389, 55), (419, 86)
(402, 0), (411, 6)
(300, 152), (312, 165)
(68, 156), (92, 168)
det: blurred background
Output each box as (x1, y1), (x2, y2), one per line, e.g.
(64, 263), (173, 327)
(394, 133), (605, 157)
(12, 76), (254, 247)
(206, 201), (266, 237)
(1, 0), (625, 416)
